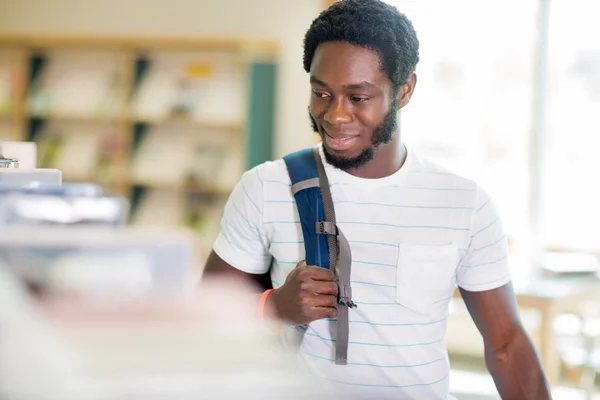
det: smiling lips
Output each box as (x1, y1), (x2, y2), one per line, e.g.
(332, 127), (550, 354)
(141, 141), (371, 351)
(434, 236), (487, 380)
(324, 130), (359, 151)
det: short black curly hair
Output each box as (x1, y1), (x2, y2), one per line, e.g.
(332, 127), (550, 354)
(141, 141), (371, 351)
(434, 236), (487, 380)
(303, 0), (420, 92)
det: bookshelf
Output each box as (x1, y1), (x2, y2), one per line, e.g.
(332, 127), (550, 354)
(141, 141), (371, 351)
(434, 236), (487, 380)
(0, 33), (278, 247)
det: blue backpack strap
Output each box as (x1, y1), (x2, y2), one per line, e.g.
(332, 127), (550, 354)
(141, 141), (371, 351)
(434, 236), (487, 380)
(283, 148), (331, 270)
(283, 147), (356, 366)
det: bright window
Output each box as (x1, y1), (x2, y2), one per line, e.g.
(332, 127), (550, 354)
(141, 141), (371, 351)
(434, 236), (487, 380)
(539, 0), (600, 252)
(384, 0), (600, 256)
(384, 0), (538, 250)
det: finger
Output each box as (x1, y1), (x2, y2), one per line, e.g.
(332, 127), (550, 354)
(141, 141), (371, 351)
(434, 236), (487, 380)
(307, 280), (338, 296)
(311, 306), (338, 320)
(315, 294), (337, 308)
(298, 265), (336, 282)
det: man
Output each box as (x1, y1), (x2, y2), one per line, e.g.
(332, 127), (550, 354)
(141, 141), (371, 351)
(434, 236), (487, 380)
(203, 0), (552, 398)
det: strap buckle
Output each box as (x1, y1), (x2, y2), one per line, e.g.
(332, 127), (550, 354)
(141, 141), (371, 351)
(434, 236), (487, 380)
(316, 221), (338, 235)
(338, 285), (357, 309)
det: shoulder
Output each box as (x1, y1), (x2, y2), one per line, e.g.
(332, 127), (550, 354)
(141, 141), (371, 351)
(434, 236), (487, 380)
(235, 156), (295, 200)
(406, 148), (484, 200)
(407, 147), (490, 208)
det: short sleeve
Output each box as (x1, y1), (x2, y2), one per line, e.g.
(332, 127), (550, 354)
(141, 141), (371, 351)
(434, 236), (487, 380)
(456, 186), (511, 292)
(212, 166), (272, 274)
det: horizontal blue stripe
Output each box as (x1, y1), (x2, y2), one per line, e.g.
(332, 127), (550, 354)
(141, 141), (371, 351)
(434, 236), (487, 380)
(265, 220), (470, 231)
(458, 275), (511, 288)
(349, 240), (399, 248)
(270, 240), (399, 248)
(222, 217), (262, 243)
(351, 280), (395, 288)
(264, 199), (474, 211)
(302, 351), (446, 369)
(276, 260), (400, 269)
(334, 182), (474, 192)
(338, 221), (470, 231)
(303, 331), (444, 348)
(341, 299), (451, 306)
(460, 255), (507, 269)
(326, 316), (447, 327)
(317, 373), (449, 388)
(263, 179), (341, 187)
(333, 200), (474, 210)
(222, 230), (270, 257)
(396, 186), (476, 192)
(354, 260), (396, 268)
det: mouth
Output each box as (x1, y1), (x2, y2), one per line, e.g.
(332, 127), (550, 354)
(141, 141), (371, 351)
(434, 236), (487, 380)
(323, 130), (359, 151)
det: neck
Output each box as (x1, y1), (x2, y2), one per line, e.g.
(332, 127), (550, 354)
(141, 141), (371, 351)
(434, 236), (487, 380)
(344, 134), (406, 179)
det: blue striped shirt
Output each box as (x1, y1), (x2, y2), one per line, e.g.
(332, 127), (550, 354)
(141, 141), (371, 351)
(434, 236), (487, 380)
(213, 144), (510, 399)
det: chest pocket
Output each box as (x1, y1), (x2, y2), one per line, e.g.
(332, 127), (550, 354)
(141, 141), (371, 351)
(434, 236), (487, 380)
(395, 243), (459, 315)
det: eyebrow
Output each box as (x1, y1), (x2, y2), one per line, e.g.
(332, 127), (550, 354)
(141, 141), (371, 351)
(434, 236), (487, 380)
(310, 76), (377, 91)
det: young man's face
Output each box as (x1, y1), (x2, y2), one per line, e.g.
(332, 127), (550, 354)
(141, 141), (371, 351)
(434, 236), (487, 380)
(308, 41), (405, 170)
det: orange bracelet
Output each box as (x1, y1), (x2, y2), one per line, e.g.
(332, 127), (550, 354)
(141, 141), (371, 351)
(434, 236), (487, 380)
(258, 289), (284, 334)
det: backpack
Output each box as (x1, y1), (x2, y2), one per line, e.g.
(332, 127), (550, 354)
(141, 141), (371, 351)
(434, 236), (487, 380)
(283, 146), (356, 365)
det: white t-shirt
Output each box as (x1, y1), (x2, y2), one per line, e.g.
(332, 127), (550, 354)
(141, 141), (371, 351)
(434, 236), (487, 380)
(213, 144), (510, 400)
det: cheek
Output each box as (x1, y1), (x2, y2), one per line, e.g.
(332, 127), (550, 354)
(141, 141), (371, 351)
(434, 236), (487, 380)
(356, 107), (385, 130)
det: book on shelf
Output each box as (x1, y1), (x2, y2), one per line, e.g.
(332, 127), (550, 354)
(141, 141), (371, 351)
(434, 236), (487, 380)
(35, 121), (120, 183)
(131, 188), (187, 227)
(132, 188), (227, 252)
(132, 124), (241, 190)
(132, 51), (244, 124)
(0, 120), (16, 141)
(28, 50), (121, 119)
(0, 51), (18, 116)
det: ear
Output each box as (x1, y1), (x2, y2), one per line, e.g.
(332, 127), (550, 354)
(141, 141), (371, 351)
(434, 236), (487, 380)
(397, 73), (417, 109)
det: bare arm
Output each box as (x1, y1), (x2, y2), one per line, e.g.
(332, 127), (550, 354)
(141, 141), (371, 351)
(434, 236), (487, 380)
(460, 283), (552, 399)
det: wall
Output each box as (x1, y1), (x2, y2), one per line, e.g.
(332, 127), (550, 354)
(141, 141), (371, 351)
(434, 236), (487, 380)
(0, 0), (324, 159)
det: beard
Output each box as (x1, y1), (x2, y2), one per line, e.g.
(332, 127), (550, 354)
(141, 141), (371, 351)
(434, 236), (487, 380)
(309, 99), (399, 170)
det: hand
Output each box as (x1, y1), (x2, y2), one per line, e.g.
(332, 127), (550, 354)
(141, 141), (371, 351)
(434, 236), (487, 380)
(268, 261), (338, 325)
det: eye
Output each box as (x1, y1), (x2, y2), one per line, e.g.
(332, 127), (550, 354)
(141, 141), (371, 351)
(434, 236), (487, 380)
(351, 96), (370, 103)
(312, 90), (330, 99)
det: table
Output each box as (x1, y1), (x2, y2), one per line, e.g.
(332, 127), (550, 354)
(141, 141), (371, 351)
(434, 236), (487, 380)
(454, 271), (600, 384)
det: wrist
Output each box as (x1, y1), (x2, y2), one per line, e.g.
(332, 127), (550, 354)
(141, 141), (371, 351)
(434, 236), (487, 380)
(257, 289), (284, 334)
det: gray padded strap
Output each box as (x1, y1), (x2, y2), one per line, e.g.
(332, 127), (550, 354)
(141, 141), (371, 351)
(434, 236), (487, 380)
(334, 227), (354, 365)
(312, 147), (356, 366)
(291, 177), (320, 195)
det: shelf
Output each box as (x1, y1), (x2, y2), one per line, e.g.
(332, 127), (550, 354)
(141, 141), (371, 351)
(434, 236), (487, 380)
(133, 179), (233, 196)
(0, 33), (277, 238)
(28, 112), (122, 123)
(134, 116), (243, 131)
(0, 34), (278, 58)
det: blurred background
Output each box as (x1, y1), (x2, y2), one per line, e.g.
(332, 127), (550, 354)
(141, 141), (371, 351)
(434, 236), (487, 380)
(0, 0), (599, 399)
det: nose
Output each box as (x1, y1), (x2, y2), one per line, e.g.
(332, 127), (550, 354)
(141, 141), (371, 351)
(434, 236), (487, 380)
(324, 98), (352, 125)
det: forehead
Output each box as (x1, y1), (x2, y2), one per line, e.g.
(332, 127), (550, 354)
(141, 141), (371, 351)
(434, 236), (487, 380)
(309, 41), (390, 89)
